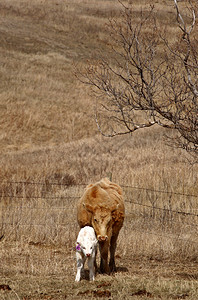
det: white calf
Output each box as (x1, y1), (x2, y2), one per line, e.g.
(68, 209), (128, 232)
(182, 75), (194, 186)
(75, 226), (98, 282)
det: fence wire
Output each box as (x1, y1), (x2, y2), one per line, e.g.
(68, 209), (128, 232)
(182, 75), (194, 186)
(0, 180), (198, 244)
(0, 180), (197, 216)
(0, 180), (197, 198)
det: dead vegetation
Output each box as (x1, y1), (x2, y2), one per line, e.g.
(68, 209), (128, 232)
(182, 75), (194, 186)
(0, 0), (198, 299)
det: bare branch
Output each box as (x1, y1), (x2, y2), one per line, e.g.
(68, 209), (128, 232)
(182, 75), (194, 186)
(77, 0), (198, 157)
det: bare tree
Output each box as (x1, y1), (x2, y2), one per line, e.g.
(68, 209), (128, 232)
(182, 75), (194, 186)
(78, 0), (198, 156)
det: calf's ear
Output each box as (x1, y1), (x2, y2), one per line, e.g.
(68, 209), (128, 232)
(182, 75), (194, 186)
(76, 242), (81, 251)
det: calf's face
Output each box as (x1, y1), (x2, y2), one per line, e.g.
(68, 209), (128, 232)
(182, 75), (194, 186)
(76, 238), (97, 257)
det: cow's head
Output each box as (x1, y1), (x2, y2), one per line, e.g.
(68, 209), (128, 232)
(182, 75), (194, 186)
(84, 204), (119, 243)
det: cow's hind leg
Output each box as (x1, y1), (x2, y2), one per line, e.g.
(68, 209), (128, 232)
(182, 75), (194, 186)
(109, 234), (118, 272)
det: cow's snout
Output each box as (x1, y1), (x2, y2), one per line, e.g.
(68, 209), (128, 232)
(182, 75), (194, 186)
(86, 253), (91, 257)
(97, 235), (108, 242)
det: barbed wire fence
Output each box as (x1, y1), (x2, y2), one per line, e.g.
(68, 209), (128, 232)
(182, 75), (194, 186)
(0, 180), (198, 244)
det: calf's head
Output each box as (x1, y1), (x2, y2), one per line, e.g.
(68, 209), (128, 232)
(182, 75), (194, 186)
(76, 238), (97, 257)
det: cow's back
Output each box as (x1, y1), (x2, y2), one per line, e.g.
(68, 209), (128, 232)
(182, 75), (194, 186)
(77, 178), (125, 231)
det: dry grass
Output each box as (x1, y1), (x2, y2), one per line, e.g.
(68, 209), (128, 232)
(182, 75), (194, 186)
(0, 0), (198, 299)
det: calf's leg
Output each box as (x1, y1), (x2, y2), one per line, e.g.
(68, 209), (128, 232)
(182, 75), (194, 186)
(88, 257), (95, 281)
(75, 253), (86, 282)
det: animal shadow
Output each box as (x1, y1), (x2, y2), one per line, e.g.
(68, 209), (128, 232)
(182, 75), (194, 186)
(82, 265), (128, 280)
(115, 266), (128, 273)
(81, 269), (92, 281)
(97, 265), (128, 275)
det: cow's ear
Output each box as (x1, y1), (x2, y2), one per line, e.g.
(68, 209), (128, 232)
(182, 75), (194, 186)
(83, 203), (94, 213)
(112, 203), (119, 213)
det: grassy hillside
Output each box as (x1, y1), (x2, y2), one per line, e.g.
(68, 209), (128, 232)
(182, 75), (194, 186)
(0, 0), (198, 299)
(0, 0), (197, 186)
(0, 0), (182, 152)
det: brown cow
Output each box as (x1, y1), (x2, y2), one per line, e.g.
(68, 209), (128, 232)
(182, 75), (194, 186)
(77, 178), (125, 274)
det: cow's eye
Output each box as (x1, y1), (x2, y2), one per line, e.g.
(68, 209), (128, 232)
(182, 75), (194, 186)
(94, 218), (98, 223)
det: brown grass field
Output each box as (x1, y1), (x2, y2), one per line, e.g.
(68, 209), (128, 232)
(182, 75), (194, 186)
(0, 0), (198, 299)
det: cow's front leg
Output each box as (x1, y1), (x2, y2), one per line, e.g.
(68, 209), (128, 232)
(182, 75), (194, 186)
(94, 246), (98, 272)
(99, 241), (110, 274)
(109, 234), (118, 272)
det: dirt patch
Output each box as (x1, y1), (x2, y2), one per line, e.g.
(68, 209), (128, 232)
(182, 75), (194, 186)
(0, 284), (12, 291)
(131, 289), (153, 298)
(93, 289), (111, 297)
